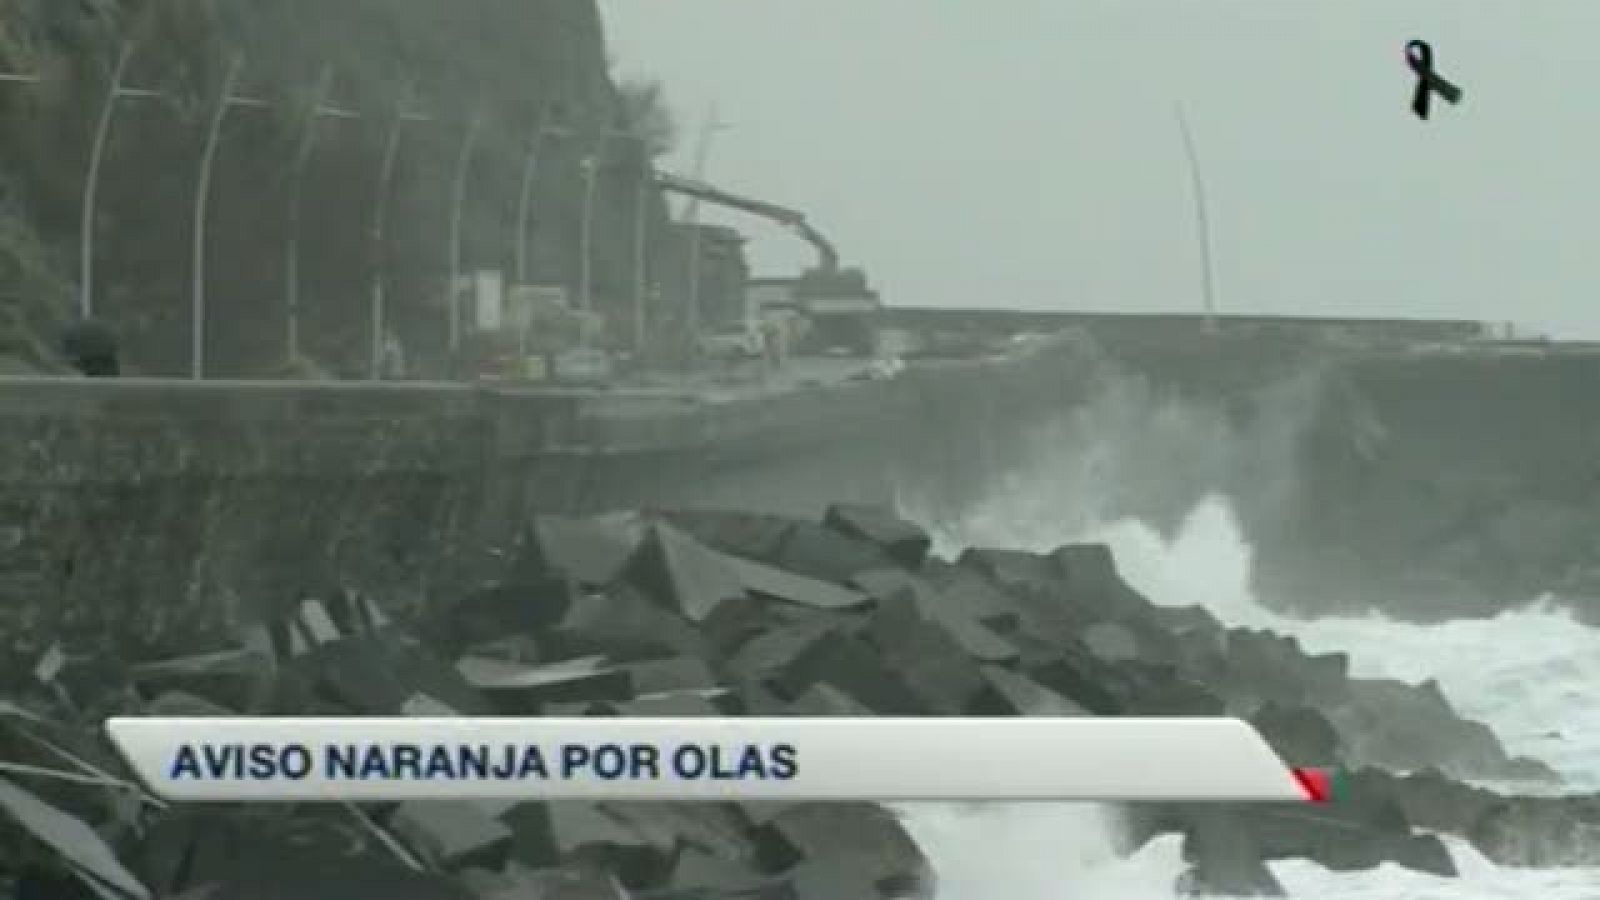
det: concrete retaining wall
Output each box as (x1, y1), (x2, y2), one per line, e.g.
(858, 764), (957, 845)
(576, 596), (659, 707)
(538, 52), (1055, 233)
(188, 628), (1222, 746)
(12, 315), (1597, 664)
(883, 307), (1491, 346)
(1241, 348), (1600, 620)
(0, 343), (1094, 660)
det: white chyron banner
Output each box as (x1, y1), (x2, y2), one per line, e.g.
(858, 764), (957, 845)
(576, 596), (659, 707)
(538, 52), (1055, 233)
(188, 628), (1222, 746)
(105, 716), (1314, 803)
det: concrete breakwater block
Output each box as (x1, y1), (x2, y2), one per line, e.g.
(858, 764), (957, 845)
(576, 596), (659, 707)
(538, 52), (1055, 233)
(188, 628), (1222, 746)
(458, 865), (630, 900)
(1176, 810), (1285, 897)
(753, 803), (933, 899)
(0, 504), (1585, 898)
(976, 664), (1090, 717)
(663, 510), (895, 585)
(552, 584), (712, 661)
(390, 800), (515, 872)
(1132, 792), (1457, 887)
(860, 588), (990, 714)
(1358, 767), (1600, 867)
(851, 567), (1017, 663)
(517, 515), (646, 588)
(456, 655), (633, 714)
(822, 504), (932, 568)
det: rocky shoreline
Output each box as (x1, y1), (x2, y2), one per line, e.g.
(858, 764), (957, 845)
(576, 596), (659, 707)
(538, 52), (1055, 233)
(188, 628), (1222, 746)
(1, 504), (1595, 898)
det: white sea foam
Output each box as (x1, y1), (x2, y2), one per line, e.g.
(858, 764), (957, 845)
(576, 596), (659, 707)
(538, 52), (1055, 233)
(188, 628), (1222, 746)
(906, 492), (1600, 898)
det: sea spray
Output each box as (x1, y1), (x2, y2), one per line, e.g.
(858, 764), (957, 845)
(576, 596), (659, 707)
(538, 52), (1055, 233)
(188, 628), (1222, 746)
(893, 803), (1187, 900)
(913, 491), (1600, 898)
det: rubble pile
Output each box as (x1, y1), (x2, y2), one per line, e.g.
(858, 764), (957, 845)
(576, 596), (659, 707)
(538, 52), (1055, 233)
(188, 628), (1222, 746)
(0, 504), (1594, 898)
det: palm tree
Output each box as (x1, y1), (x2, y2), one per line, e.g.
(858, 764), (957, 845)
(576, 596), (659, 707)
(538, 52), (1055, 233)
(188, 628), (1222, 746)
(614, 77), (676, 159)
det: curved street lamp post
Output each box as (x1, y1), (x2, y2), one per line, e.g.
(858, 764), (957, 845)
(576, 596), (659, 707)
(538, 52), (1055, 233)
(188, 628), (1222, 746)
(577, 153), (598, 320)
(576, 130), (652, 352)
(190, 55), (258, 380)
(515, 109), (573, 285)
(80, 46), (168, 321)
(284, 66), (360, 364)
(368, 92), (431, 378)
(447, 110), (485, 371)
(78, 44), (133, 320)
(1175, 101), (1218, 334)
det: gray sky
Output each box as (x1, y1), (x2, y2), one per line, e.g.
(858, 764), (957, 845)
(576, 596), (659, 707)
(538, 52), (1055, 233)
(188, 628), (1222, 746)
(600, 1), (1600, 337)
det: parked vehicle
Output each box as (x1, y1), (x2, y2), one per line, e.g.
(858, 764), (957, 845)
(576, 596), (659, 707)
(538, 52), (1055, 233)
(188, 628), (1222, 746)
(552, 347), (613, 386)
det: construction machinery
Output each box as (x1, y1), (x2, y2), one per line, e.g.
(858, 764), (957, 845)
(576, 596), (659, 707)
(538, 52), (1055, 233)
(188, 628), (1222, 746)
(655, 173), (881, 356)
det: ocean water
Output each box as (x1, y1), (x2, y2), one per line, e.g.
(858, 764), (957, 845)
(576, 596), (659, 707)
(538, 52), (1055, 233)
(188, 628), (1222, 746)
(900, 494), (1600, 898)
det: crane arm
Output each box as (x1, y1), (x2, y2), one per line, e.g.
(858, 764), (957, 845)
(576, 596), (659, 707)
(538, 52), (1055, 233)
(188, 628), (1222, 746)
(655, 172), (838, 271)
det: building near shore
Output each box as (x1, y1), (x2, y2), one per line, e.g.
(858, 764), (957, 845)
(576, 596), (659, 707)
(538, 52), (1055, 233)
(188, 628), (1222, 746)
(658, 222), (750, 334)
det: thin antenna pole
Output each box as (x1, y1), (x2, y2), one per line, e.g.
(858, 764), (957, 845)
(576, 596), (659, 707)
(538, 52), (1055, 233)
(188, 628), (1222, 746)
(1175, 100), (1218, 333)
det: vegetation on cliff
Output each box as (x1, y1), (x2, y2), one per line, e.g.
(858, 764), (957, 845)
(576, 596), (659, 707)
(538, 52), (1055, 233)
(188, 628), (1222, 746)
(0, 0), (677, 377)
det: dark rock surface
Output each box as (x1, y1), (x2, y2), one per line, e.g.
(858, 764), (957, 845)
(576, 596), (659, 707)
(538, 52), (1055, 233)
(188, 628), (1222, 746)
(0, 504), (1588, 898)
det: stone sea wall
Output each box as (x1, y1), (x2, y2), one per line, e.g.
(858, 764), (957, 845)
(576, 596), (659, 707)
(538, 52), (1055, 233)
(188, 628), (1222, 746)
(0, 341), (1094, 662)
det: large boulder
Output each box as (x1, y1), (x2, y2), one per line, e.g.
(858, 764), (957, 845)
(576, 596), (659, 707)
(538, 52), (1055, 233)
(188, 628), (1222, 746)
(135, 808), (473, 899)
(1249, 702), (1344, 768)
(501, 801), (676, 889)
(851, 568), (1017, 663)
(516, 515), (646, 588)
(1467, 795), (1600, 866)
(822, 504), (932, 568)
(1329, 677), (1557, 781)
(664, 511), (895, 585)
(766, 631), (930, 715)
(862, 590), (990, 714)
(552, 585), (711, 662)
(460, 865), (632, 900)
(754, 804), (933, 900)
(1175, 810), (1285, 897)
(456, 655), (632, 714)
(284, 635), (494, 716)
(1132, 794), (1456, 883)
(620, 524), (750, 623)
(1356, 768), (1600, 866)
(1208, 629), (1326, 709)
(974, 664), (1090, 716)
(389, 800), (514, 872)
(956, 547), (1060, 592)
(425, 576), (574, 655)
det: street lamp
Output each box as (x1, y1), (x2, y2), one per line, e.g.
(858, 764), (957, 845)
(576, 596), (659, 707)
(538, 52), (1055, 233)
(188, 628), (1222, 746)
(445, 109), (487, 374)
(284, 66), (361, 364)
(446, 110), (486, 374)
(577, 152), (597, 319)
(1175, 100), (1218, 334)
(515, 107), (573, 285)
(576, 130), (652, 351)
(190, 54), (257, 379)
(369, 90), (431, 379)
(79, 42), (156, 320)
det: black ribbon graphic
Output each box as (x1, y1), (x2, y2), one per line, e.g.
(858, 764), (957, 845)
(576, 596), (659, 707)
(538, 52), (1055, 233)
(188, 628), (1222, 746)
(1406, 40), (1463, 120)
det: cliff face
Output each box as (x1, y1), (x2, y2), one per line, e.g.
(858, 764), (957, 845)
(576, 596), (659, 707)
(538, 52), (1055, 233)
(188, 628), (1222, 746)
(0, 0), (672, 377)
